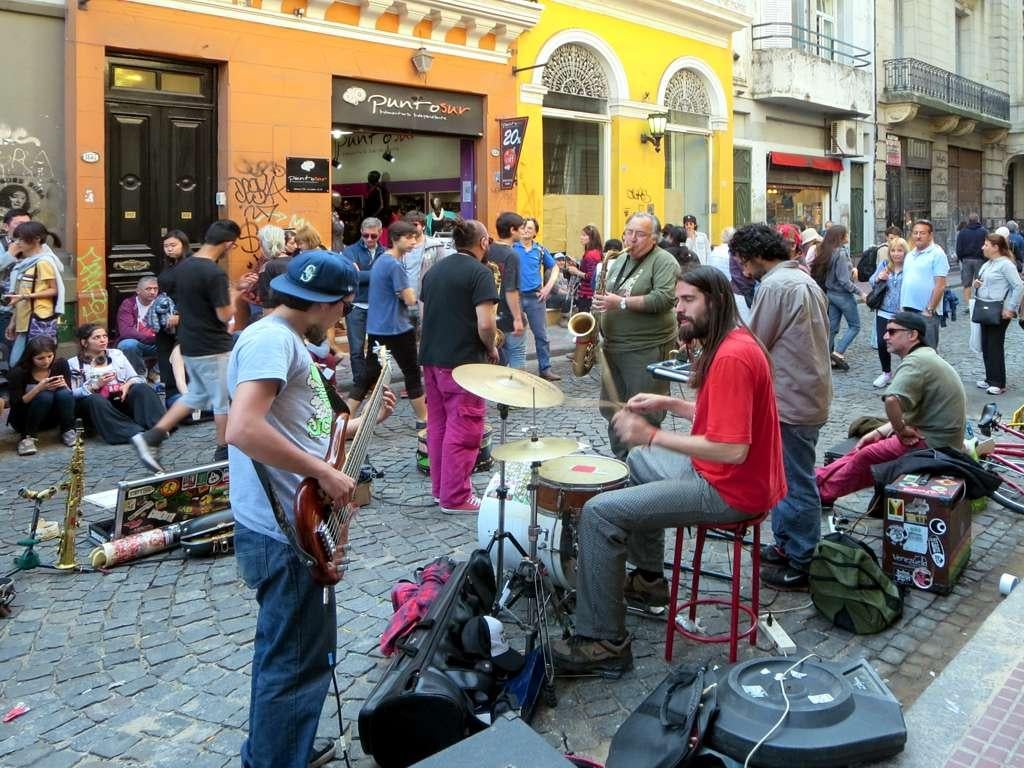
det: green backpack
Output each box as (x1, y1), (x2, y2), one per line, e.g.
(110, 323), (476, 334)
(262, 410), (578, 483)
(809, 532), (903, 634)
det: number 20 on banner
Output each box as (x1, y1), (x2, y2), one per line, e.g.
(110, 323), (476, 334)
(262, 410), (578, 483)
(498, 117), (529, 190)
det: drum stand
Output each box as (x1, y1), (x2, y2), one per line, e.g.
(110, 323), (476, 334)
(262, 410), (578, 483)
(486, 404), (530, 602)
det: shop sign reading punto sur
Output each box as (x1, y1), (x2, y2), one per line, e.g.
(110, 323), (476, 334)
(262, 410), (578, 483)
(332, 78), (484, 137)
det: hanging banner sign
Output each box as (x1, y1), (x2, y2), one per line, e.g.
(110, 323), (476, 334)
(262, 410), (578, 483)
(498, 117), (529, 190)
(885, 135), (902, 167)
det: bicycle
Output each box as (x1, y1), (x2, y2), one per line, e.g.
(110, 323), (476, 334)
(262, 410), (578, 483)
(973, 402), (1024, 514)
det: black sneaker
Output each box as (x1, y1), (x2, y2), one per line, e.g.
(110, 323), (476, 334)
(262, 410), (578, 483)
(308, 737), (335, 768)
(551, 634), (633, 678)
(761, 563), (809, 591)
(760, 544), (788, 566)
(623, 571), (669, 608)
(131, 430), (166, 474)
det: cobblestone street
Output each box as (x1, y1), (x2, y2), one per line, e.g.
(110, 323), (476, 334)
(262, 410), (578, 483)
(2, 304), (1024, 767)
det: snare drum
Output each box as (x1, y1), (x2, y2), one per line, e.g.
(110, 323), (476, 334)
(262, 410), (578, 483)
(537, 455), (630, 519)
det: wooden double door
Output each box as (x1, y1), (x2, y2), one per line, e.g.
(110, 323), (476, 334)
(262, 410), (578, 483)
(105, 55), (217, 330)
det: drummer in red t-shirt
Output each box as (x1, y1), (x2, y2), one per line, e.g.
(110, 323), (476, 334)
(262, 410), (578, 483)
(552, 266), (787, 677)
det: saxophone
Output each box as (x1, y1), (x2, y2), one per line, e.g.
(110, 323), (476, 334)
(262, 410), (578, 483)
(486, 260), (505, 349)
(55, 420), (85, 570)
(569, 249), (617, 376)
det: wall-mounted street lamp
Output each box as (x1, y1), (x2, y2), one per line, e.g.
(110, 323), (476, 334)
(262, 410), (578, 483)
(640, 113), (669, 153)
(411, 47), (434, 76)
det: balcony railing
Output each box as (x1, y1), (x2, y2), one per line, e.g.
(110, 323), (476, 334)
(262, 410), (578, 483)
(751, 22), (871, 69)
(884, 58), (1009, 122)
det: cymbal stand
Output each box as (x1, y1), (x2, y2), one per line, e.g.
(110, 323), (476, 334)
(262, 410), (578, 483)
(485, 403), (531, 612)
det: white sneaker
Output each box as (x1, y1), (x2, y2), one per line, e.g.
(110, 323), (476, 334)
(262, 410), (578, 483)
(872, 373), (892, 388)
(987, 386), (1006, 395)
(17, 437), (37, 456)
(61, 430), (77, 447)
(977, 380), (990, 389)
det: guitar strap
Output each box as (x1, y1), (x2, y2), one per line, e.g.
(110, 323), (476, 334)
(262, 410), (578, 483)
(251, 458), (316, 568)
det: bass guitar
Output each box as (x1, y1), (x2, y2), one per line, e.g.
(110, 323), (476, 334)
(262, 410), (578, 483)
(294, 345), (392, 585)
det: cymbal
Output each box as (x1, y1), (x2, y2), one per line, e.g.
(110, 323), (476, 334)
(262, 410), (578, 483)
(452, 364), (564, 408)
(492, 436), (579, 464)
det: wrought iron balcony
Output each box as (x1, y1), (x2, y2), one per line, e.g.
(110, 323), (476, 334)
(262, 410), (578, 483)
(883, 58), (1009, 125)
(752, 22), (871, 69)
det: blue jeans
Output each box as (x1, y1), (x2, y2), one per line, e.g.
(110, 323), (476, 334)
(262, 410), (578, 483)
(827, 290), (861, 354)
(520, 292), (551, 372)
(14, 387), (75, 437)
(346, 306), (368, 390)
(234, 523), (335, 768)
(10, 332), (26, 367)
(117, 338), (159, 374)
(500, 330), (526, 369)
(770, 422), (823, 568)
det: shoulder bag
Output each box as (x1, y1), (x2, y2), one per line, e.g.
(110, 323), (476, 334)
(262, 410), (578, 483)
(972, 287), (1009, 326)
(865, 279), (888, 311)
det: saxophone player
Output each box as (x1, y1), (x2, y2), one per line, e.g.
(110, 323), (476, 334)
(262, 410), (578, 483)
(592, 212), (679, 459)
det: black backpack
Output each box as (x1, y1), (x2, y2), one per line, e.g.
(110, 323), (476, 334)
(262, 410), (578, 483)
(856, 244), (881, 280)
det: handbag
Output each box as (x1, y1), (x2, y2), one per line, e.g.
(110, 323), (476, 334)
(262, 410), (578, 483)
(972, 292), (1008, 326)
(865, 280), (888, 310)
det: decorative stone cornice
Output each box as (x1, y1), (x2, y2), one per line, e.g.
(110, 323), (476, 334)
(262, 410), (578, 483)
(930, 115), (960, 134)
(128, 0), (543, 64)
(554, 0), (752, 47)
(951, 119), (976, 136)
(983, 128), (1008, 145)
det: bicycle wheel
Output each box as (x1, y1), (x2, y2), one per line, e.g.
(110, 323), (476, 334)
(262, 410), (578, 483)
(981, 456), (1024, 514)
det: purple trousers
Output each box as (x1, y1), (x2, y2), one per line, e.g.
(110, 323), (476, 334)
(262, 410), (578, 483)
(423, 365), (486, 507)
(815, 434), (927, 505)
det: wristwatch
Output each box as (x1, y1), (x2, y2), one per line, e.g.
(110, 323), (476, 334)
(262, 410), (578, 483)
(619, 296), (627, 311)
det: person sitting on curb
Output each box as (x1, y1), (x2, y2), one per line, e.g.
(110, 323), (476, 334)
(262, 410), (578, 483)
(7, 336), (76, 455)
(815, 312), (966, 508)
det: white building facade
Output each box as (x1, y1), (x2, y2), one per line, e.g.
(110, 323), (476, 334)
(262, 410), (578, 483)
(875, 0), (1016, 254)
(732, 0), (875, 253)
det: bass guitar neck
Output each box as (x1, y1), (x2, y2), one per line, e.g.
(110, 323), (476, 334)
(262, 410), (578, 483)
(294, 346), (392, 586)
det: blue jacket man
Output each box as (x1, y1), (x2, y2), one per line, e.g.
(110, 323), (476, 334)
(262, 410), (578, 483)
(341, 217), (385, 408)
(955, 215), (987, 303)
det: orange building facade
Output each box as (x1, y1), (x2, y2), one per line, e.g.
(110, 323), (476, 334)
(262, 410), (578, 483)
(66, 0), (541, 326)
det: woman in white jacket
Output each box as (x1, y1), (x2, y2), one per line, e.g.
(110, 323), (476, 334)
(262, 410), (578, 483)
(974, 233), (1024, 395)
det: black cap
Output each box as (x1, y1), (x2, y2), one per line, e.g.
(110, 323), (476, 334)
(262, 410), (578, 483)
(890, 311), (929, 346)
(460, 616), (525, 675)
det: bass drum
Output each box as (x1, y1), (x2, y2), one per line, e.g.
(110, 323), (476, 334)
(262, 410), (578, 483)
(477, 465), (576, 590)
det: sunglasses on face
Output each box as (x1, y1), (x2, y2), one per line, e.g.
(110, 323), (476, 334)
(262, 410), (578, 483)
(362, 233), (380, 240)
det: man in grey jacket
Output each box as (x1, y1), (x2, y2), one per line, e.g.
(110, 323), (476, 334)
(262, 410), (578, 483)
(732, 224), (832, 589)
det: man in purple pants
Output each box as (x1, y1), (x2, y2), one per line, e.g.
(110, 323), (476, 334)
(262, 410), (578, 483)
(419, 218), (499, 513)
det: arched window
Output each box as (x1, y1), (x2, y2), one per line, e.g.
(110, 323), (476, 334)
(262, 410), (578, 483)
(663, 69), (712, 231)
(542, 43), (609, 100)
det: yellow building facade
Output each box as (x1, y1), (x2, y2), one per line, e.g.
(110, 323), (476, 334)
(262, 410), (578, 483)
(513, 0), (750, 252)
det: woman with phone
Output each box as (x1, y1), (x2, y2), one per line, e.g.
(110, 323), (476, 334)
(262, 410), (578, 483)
(6, 336), (75, 456)
(68, 323), (166, 445)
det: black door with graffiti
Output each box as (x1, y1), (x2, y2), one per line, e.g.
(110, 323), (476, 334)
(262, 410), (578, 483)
(105, 55), (217, 331)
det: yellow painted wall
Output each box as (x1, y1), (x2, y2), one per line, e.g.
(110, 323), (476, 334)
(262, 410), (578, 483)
(514, 2), (735, 250)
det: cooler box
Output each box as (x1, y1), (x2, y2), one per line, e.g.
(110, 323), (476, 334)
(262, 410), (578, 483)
(882, 474), (971, 594)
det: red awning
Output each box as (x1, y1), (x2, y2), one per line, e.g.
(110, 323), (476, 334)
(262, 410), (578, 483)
(770, 152), (843, 173)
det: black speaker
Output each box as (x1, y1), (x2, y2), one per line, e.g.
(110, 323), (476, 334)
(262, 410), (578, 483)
(410, 712), (576, 767)
(698, 657), (906, 767)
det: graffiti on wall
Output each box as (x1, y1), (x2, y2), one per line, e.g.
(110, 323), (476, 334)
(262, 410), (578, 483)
(76, 246), (107, 323)
(228, 160), (289, 263)
(0, 124), (56, 221)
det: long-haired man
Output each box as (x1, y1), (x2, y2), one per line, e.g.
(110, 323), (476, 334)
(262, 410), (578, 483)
(552, 266), (786, 676)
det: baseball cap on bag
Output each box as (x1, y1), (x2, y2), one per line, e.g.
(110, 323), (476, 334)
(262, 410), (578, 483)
(270, 249), (358, 303)
(460, 616), (525, 674)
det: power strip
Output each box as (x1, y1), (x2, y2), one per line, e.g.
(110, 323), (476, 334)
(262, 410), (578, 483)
(758, 615), (797, 655)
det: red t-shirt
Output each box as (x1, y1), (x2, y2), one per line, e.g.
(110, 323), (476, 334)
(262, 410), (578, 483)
(691, 328), (786, 514)
(577, 248), (603, 299)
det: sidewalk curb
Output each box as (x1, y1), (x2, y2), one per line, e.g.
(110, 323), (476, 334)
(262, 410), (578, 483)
(883, 581), (1024, 767)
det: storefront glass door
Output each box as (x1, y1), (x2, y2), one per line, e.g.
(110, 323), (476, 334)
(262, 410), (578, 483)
(664, 132), (709, 227)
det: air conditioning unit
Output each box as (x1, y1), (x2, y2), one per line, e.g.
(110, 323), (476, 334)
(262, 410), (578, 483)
(828, 120), (861, 156)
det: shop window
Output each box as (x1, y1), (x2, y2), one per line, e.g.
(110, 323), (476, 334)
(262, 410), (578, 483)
(664, 132), (710, 224)
(160, 72), (202, 95)
(766, 184), (827, 228)
(112, 66), (157, 90)
(543, 118), (601, 195)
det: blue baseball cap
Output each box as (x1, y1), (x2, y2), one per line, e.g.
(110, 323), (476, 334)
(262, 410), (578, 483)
(270, 249), (358, 303)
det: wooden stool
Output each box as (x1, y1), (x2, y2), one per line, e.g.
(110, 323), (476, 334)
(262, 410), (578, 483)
(665, 513), (767, 663)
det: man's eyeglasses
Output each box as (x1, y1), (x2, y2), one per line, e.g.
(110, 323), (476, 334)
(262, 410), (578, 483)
(623, 229), (652, 240)
(362, 232), (380, 240)
(883, 327), (911, 337)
